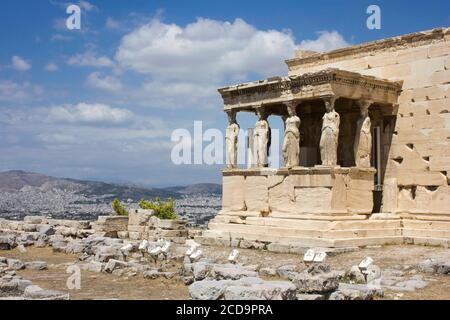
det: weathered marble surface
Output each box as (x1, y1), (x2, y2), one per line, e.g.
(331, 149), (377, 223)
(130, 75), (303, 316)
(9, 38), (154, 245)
(254, 109), (270, 168)
(282, 104), (301, 167)
(320, 99), (340, 166)
(225, 111), (239, 169)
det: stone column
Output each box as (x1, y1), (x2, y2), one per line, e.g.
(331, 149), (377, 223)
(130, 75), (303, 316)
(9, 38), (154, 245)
(254, 106), (271, 168)
(354, 100), (373, 168)
(320, 96), (340, 166)
(225, 110), (239, 169)
(282, 101), (301, 167)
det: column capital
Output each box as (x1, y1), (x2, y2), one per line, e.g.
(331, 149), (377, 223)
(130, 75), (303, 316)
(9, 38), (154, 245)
(283, 100), (298, 107)
(226, 109), (237, 123)
(323, 95), (338, 112)
(356, 99), (373, 111)
(255, 104), (268, 120)
(225, 109), (236, 116)
(284, 100), (298, 116)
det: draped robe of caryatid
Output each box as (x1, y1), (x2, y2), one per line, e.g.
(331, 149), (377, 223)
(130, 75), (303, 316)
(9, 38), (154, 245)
(225, 122), (239, 168)
(282, 115), (301, 167)
(320, 110), (340, 166)
(354, 116), (372, 168)
(254, 119), (270, 167)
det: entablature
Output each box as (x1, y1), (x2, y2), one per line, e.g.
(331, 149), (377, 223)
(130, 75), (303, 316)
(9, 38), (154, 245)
(218, 68), (402, 112)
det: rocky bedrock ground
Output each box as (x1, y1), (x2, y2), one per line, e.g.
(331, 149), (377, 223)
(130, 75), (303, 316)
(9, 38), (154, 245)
(1, 217), (449, 300)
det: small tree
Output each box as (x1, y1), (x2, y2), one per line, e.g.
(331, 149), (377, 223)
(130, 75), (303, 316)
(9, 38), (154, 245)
(139, 197), (179, 220)
(112, 198), (128, 216)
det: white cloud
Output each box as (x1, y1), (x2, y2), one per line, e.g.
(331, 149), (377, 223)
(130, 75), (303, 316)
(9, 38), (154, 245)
(36, 133), (77, 144)
(47, 103), (133, 125)
(106, 17), (121, 30)
(68, 52), (114, 68)
(130, 80), (219, 109)
(0, 81), (43, 102)
(78, 0), (97, 12)
(52, 18), (67, 31)
(299, 31), (350, 52)
(112, 18), (350, 110)
(44, 62), (58, 72)
(86, 72), (122, 92)
(11, 56), (31, 71)
(115, 18), (297, 82)
(51, 34), (73, 41)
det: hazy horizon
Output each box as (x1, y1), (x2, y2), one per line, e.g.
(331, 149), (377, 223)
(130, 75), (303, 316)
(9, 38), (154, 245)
(0, 169), (222, 189)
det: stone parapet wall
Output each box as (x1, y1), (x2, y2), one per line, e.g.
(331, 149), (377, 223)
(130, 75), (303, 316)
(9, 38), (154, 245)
(93, 216), (129, 238)
(89, 210), (188, 243)
(222, 167), (376, 216)
(286, 28), (450, 216)
(0, 216), (95, 243)
(126, 209), (188, 243)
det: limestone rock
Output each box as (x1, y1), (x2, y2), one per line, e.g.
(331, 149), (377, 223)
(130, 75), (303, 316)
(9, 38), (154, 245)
(163, 272), (177, 279)
(189, 279), (232, 300)
(210, 264), (258, 280)
(0, 235), (16, 250)
(292, 272), (339, 293)
(37, 225), (55, 236)
(192, 262), (210, 281)
(94, 246), (123, 263)
(0, 279), (30, 297)
(34, 238), (47, 248)
(23, 285), (69, 300)
(7, 259), (25, 271)
(418, 258), (450, 275)
(25, 261), (48, 271)
(0, 280), (19, 297)
(64, 241), (86, 254)
(24, 216), (45, 225)
(49, 236), (68, 252)
(276, 265), (298, 279)
(386, 275), (428, 292)
(365, 264), (382, 283)
(143, 270), (162, 280)
(182, 276), (194, 285)
(347, 265), (366, 283)
(21, 224), (37, 232)
(128, 209), (154, 226)
(296, 294), (325, 300)
(259, 267), (277, 277)
(307, 263), (331, 275)
(158, 219), (186, 230)
(330, 283), (384, 300)
(223, 281), (297, 300)
(189, 277), (296, 300)
(104, 259), (128, 273)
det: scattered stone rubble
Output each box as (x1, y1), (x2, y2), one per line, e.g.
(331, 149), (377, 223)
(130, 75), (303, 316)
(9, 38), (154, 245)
(0, 256), (67, 300)
(1, 215), (449, 300)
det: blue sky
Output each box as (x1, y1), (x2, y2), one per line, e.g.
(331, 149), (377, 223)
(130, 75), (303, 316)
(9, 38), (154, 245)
(0, 0), (448, 186)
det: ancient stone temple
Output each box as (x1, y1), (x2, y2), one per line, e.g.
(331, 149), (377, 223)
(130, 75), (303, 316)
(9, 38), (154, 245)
(202, 28), (450, 251)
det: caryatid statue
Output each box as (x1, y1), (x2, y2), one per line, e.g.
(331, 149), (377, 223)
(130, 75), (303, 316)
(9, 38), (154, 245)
(320, 96), (340, 166)
(354, 100), (372, 168)
(254, 107), (271, 168)
(225, 110), (239, 169)
(282, 102), (301, 167)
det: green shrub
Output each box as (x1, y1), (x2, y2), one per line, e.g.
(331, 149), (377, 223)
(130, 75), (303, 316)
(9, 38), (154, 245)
(139, 197), (179, 220)
(112, 198), (129, 216)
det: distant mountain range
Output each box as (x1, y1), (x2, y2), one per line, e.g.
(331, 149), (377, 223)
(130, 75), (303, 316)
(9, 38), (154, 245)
(0, 170), (221, 221)
(164, 183), (223, 196)
(0, 170), (222, 201)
